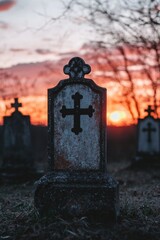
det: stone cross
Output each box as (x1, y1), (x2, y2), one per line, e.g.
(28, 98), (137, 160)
(144, 105), (154, 117)
(11, 98), (22, 112)
(142, 122), (156, 143)
(34, 57), (119, 223)
(60, 92), (95, 135)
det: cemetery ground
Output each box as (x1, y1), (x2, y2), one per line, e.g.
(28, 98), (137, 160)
(0, 126), (160, 240)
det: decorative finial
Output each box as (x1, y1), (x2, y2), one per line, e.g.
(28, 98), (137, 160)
(63, 57), (91, 79)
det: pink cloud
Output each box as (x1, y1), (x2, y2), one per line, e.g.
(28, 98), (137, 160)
(35, 49), (55, 55)
(0, 0), (16, 12)
(0, 20), (9, 29)
(10, 48), (26, 52)
(0, 60), (64, 98)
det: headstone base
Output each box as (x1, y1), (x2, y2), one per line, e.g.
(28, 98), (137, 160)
(34, 171), (119, 223)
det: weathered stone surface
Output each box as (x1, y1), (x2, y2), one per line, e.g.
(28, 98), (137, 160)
(49, 82), (106, 170)
(35, 172), (119, 222)
(34, 57), (119, 222)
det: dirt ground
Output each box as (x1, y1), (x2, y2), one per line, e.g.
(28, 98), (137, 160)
(0, 160), (159, 240)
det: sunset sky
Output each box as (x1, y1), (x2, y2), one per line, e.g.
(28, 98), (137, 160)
(0, 0), (94, 68)
(0, 0), (159, 126)
(0, 0), (95, 124)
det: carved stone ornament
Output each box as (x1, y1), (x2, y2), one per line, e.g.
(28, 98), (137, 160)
(63, 57), (91, 79)
(60, 92), (95, 135)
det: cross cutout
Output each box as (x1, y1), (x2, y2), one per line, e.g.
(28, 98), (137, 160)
(60, 92), (95, 135)
(11, 98), (22, 112)
(142, 122), (156, 143)
(144, 105), (154, 117)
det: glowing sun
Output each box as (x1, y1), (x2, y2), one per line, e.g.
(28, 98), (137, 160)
(109, 111), (126, 124)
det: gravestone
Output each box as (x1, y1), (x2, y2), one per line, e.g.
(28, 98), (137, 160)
(0, 98), (35, 182)
(136, 105), (160, 162)
(34, 57), (119, 222)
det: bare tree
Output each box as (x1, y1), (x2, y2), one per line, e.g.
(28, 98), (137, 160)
(67, 0), (160, 120)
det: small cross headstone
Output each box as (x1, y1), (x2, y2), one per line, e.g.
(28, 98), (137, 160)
(0, 98), (35, 182)
(34, 57), (119, 223)
(136, 105), (160, 161)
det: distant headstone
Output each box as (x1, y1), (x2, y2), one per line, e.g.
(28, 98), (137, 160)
(34, 57), (119, 222)
(1, 98), (35, 182)
(136, 105), (160, 162)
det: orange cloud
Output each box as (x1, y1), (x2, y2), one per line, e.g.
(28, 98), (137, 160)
(0, 0), (16, 12)
(0, 60), (65, 101)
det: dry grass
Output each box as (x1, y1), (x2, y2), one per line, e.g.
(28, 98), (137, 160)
(0, 161), (159, 240)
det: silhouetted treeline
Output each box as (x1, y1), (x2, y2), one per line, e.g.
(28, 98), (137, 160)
(0, 125), (137, 164)
(107, 125), (136, 162)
